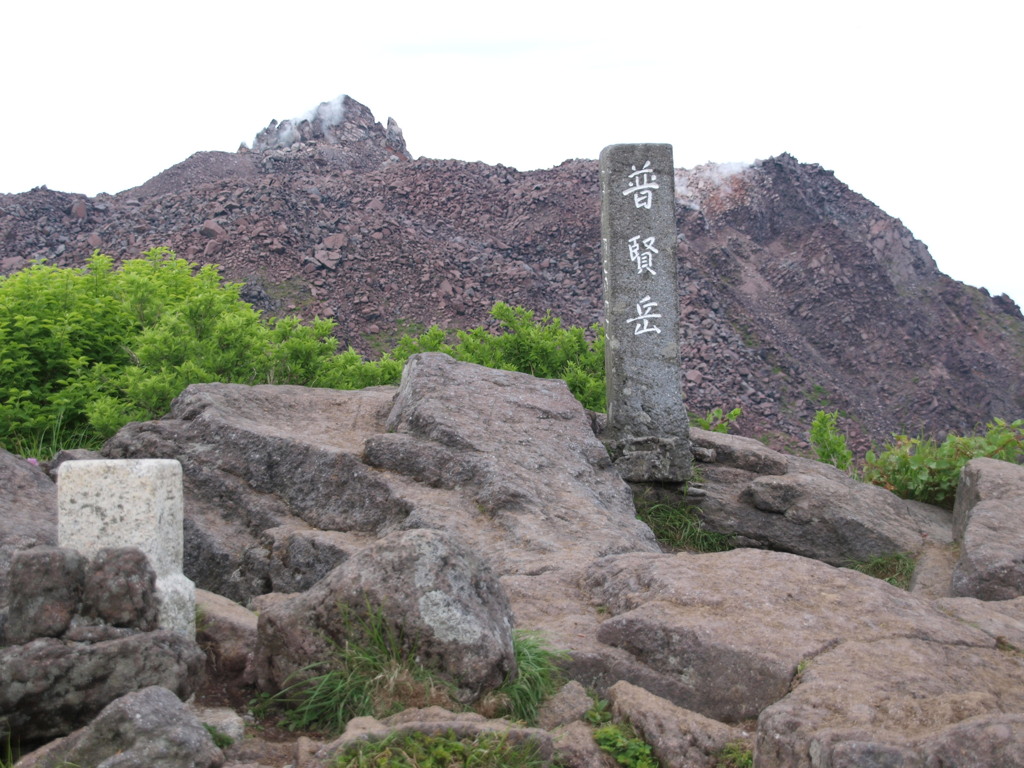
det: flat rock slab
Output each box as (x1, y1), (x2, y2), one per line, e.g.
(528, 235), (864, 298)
(933, 596), (1024, 649)
(583, 548), (993, 721)
(756, 637), (1024, 767)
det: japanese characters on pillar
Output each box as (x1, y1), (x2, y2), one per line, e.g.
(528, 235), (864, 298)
(600, 144), (692, 483)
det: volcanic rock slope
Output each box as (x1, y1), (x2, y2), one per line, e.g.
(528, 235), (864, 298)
(2, 95), (1022, 448)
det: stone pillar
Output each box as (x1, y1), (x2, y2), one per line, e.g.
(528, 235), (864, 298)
(57, 459), (195, 637)
(600, 143), (692, 482)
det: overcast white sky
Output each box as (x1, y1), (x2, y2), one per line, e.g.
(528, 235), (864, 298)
(3, 1), (1021, 306)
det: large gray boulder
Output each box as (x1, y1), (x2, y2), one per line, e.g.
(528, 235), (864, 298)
(693, 429), (951, 565)
(952, 457), (1024, 600)
(0, 448), (56, 611)
(581, 548), (992, 721)
(756, 637), (1024, 767)
(100, 355), (658, 605)
(254, 528), (516, 702)
(102, 383), (403, 602)
(1, 631), (205, 742)
(14, 686), (223, 768)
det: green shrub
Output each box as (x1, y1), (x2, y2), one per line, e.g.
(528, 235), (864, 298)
(447, 303), (606, 412)
(692, 407), (742, 434)
(862, 419), (1024, 509)
(593, 723), (659, 768)
(635, 501), (734, 553)
(0, 249), (368, 455)
(809, 410), (853, 471)
(584, 696), (613, 725)
(334, 729), (545, 768)
(1, 252), (609, 456)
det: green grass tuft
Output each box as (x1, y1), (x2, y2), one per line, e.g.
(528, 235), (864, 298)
(251, 607), (567, 735)
(252, 604), (454, 734)
(636, 502), (735, 553)
(334, 729), (546, 768)
(715, 740), (754, 768)
(492, 630), (567, 725)
(847, 552), (916, 590)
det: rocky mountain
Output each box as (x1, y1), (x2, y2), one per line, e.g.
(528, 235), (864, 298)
(2, 94), (1022, 450)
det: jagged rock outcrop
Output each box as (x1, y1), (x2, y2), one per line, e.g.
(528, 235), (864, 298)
(0, 547), (203, 743)
(100, 355), (659, 605)
(251, 95), (412, 166)
(2, 96), (1021, 450)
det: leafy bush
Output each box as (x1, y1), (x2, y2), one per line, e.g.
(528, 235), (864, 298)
(593, 723), (660, 768)
(0, 252), (609, 457)
(809, 410), (853, 471)
(862, 419), (1024, 509)
(446, 303), (606, 412)
(584, 697), (613, 725)
(334, 729), (546, 768)
(0, 249), (386, 455)
(692, 406), (742, 434)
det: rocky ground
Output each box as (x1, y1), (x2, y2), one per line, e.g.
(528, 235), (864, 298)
(2, 96), (1022, 454)
(3, 355), (1024, 766)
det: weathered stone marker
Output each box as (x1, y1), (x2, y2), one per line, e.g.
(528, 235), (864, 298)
(600, 143), (692, 482)
(57, 459), (196, 637)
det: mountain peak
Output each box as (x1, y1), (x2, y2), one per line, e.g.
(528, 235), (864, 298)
(250, 95), (411, 162)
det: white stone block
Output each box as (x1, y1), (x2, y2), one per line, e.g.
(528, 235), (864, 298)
(157, 572), (197, 637)
(57, 459), (195, 637)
